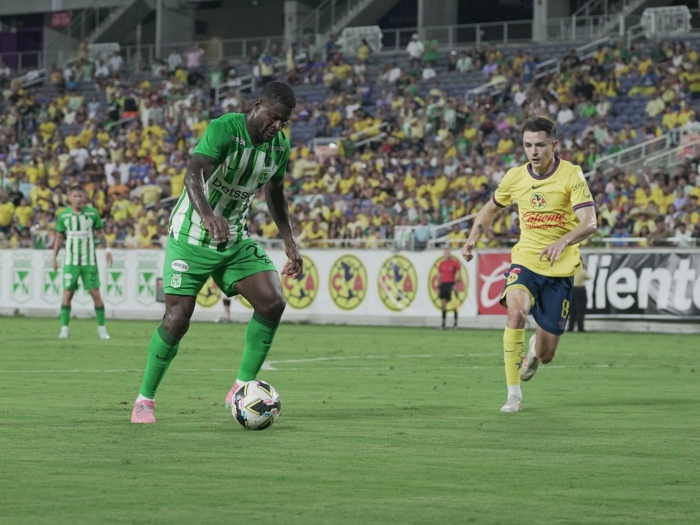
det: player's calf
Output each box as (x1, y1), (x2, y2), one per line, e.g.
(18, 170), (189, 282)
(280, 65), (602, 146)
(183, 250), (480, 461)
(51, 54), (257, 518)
(520, 335), (540, 381)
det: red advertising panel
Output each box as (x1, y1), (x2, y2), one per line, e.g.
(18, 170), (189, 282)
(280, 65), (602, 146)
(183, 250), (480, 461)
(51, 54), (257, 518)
(51, 12), (72, 28)
(477, 252), (511, 315)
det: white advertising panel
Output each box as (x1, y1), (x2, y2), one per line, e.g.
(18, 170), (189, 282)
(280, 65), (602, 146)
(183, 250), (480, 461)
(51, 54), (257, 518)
(0, 249), (477, 325)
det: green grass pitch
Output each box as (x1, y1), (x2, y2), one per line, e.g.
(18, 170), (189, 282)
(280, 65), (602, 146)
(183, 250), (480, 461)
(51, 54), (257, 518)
(1, 318), (699, 524)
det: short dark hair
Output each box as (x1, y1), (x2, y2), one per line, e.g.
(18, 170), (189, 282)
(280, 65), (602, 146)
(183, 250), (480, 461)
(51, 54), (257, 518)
(259, 81), (297, 109)
(69, 185), (86, 194)
(521, 117), (557, 140)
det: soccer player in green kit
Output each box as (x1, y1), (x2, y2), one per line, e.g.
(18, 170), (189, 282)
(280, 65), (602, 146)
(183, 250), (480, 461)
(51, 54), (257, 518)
(52, 185), (113, 339)
(131, 81), (302, 423)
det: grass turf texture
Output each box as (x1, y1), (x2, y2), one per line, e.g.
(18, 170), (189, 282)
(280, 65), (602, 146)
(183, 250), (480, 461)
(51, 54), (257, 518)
(1, 318), (699, 525)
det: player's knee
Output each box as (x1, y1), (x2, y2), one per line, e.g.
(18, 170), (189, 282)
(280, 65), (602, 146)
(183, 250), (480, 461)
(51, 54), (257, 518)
(507, 309), (527, 329)
(258, 293), (286, 320)
(163, 308), (191, 338)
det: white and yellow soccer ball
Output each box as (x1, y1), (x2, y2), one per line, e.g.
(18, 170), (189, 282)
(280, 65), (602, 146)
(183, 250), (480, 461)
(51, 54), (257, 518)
(231, 380), (281, 430)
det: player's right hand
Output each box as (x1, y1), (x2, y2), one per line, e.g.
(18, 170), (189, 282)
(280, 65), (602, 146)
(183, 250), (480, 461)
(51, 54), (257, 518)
(202, 215), (229, 242)
(461, 240), (475, 263)
(51, 255), (58, 271)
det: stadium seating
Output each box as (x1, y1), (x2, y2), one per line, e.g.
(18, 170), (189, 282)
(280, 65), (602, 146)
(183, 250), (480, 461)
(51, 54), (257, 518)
(1, 34), (700, 251)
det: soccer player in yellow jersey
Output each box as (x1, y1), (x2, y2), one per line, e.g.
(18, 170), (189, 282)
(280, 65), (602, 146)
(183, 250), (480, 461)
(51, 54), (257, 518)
(462, 117), (597, 412)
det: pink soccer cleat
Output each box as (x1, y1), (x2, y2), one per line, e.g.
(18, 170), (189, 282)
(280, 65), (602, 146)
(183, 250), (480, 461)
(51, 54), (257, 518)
(225, 380), (246, 409)
(131, 400), (156, 424)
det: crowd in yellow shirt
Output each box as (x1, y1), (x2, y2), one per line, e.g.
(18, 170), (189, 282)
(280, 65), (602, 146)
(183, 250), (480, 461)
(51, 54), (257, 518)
(2, 38), (700, 251)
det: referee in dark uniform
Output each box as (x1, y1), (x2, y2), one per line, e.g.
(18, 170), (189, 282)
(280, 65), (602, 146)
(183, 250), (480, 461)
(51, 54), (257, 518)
(568, 265), (591, 332)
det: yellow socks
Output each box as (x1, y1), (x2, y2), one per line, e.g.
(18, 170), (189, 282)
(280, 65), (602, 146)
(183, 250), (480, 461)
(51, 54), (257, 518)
(503, 327), (525, 398)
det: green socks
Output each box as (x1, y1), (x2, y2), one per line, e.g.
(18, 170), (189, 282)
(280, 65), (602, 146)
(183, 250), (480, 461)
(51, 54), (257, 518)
(237, 312), (280, 381)
(138, 324), (181, 399)
(137, 313), (279, 399)
(60, 305), (71, 326)
(95, 306), (105, 327)
(60, 306), (105, 326)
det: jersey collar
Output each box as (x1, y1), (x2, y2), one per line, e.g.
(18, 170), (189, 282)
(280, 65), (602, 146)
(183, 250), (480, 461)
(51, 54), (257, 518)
(527, 157), (560, 180)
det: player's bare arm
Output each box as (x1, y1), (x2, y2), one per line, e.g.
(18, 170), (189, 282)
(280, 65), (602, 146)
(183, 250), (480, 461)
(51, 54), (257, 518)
(95, 228), (113, 267)
(184, 155), (229, 242)
(539, 206), (597, 267)
(51, 232), (64, 271)
(265, 177), (303, 278)
(462, 199), (500, 262)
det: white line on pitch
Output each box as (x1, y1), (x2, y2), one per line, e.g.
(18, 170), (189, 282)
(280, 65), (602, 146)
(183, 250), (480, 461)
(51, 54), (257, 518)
(0, 353), (668, 374)
(260, 353), (501, 370)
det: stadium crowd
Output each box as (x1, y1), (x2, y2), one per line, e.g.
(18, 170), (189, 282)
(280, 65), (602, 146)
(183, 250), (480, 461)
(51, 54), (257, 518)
(1, 34), (700, 251)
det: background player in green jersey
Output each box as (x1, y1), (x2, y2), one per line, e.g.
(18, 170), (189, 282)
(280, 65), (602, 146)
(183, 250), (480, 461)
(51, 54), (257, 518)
(131, 81), (302, 423)
(52, 186), (113, 340)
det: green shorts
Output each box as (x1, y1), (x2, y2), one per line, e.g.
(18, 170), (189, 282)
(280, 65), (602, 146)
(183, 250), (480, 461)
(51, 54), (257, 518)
(63, 265), (101, 291)
(163, 236), (277, 297)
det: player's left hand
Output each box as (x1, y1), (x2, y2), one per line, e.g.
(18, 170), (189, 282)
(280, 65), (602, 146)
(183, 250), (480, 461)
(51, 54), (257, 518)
(539, 239), (569, 267)
(106, 252), (113, 268)
(282, 242), (303, 279)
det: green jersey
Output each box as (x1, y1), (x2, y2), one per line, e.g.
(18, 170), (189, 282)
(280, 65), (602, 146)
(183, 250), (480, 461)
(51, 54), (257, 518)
(56, 206), (104, 266)
(170, 112), (290, 249)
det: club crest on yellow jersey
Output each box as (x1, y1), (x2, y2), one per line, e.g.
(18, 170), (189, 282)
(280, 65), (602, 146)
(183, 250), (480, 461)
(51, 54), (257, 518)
(530, 192), (547, 210)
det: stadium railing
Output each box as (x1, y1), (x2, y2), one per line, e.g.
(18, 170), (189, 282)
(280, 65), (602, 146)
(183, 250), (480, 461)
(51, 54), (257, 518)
(596, 237), (698, 247)
(642, 137), (700, 174)
(533, 58), (561, 80)
(212, 52), (308, 105)
(393, 213), (477, 251)
(585, 126), (693, 180)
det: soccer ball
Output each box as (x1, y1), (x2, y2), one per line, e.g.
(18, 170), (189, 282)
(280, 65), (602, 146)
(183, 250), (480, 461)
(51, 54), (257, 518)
(231, 380), (281, 430)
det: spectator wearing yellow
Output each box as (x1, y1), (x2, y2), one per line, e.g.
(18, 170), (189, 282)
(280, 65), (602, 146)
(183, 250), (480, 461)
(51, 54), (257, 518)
(301, 220), (329, 248)
(338, 170), (356, 195)
(467, 169), (488, 191)
(637, 54), (653, 75)
(430, 172), (448, 201)
(491, 214), (513, 238)
(140, 171), (164, 206)
(102, 224), (117, 248)
(25, 158), (45, 183)
(169, 167), (185, 197)
(260, 215), (279, 239)
(110, 194), (131, 221)
(618, 122), (637, 144)
(137, 224), (154, 248)
(590, 74), (607, 96)
(677, 102), (695, 126)
(331, 59), (353, 81)
(446, 224), (467, 248)
(191, 118), (208, 139)
(600, 200), (618, 228)
(30, 179), (52, 211)
(14, 198), (33, 227)
(496, 131), (514, 155)
(645, 90), (665, 117)
(357, 39), (371, 63)
(0, 193), (15, 233)
(39, 118), (56, 142)
(631, 209), (657, 235)
(657, 186), (675, 214)
(662, 105), (679, 130)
